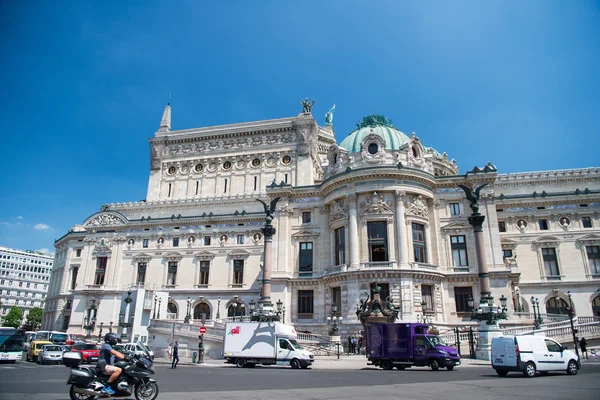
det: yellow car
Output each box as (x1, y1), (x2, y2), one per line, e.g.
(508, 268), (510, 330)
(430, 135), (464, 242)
(27, 340), (52, 362)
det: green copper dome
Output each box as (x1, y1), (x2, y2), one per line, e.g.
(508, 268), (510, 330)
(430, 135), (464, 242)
(339, 115), (411, 153)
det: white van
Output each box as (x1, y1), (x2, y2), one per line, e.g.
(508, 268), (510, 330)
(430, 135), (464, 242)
(491, 335), (580, 377)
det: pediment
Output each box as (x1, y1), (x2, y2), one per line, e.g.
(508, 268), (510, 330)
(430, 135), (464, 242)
(194, 250), (216, 260)
(228, 249), (250, 260)
(576, 233), (600, 244)
(291, 230), (320, 239)
(441, 221), (472, 231)
(501, 238), (519, 249)
(163, 252), (183, 261)
(132, 252), (152, 261)
(533, 235), (561, 244)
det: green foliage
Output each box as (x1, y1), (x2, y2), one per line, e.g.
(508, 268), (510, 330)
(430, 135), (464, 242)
(25, 307), (44, 329)
(2, 306), (24, 328)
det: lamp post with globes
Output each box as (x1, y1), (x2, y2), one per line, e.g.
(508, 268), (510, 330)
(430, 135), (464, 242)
(530, 297), (543, 330)
(327, 304), (343, 359)
(562, 291), (580, 360)
(184, 297), (192, 324)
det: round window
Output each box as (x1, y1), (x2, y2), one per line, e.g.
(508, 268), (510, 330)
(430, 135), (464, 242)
(252, 158), (261, 167)
(223, 161), (232, 170)
(168, 166), (176, 175)
(368, 143), (379, 154)
(282, 155), (291, 165)
(195, 163), (204, 172)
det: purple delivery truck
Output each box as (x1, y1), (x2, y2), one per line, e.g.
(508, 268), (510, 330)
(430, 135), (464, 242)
(366, 323), (460, 371)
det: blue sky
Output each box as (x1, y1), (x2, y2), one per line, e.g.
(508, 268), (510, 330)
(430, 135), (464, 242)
(0, 0), (598, 254)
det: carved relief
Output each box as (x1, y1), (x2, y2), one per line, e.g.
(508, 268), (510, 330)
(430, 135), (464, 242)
(516, 219), (527, 233)
(329, 200), (349, 223)
(405, 195), (429, 218)
(85, 213), (126, 227)
(361, 192), (393, 215)
(92, 238), (112, 256)
(360, 133), (386, 164)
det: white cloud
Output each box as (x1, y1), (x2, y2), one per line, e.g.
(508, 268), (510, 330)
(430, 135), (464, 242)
(34, 223), (51, 230)
(17, 216), (23, 220)
(35, 248), (53, 255)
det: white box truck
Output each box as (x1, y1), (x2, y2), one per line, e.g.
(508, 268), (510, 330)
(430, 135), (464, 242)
(223, 322), (314, 369)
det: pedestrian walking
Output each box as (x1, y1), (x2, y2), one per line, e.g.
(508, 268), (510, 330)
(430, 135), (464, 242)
(171, 340), (179, 369)
(347, 336), (352, 355)
(579, 337), (588, 360)
(351, 336), (357, 354)
(167, 343), (172, 361)
(357, 336), (363, 355)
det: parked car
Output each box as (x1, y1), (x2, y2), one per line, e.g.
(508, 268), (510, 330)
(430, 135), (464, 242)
(71, 343), (100, 364)
(26, 340), (52, 362)
(491, 335), (580, 377)
(37, 345), (64, 365)
(121, 342), (155, 360)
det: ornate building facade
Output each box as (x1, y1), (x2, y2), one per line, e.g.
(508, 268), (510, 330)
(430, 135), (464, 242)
(42, 104), (600, 340)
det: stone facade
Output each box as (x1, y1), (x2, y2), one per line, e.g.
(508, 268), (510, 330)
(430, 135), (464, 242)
(42, 105), (600, 340)
(1, 246), (53, 323)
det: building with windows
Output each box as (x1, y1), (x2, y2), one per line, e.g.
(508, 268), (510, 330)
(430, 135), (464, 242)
(42, 104), (600, 340)
(0, 246), (53, 323)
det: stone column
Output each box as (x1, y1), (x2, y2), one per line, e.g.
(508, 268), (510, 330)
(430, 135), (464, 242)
(347, 194), (359, 270)
(471, 214), (491, 298)
(425, 223), (433, 265)
(395, 191), (409, 268)
(261, 224), (276, 305)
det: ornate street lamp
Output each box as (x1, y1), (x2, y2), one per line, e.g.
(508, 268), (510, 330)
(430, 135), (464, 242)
(327, 304), (343, 336)
(531, 297), (543, 329)
(157, 297), (162, 319)
(216, 297), (221, 320)
(232, 295), (239, 322)
(566, 291), (580, 359)
(184, 297), (192, 323)
(109, 321), (113, 333)
(152, 295), (158, 319)
(276, 299), (283, 321)
(98, 322), (104, 341)
(84, 299), (97, 339)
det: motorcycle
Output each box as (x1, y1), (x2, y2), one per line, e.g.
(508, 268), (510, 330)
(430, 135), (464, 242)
(63, 350), (159, 400)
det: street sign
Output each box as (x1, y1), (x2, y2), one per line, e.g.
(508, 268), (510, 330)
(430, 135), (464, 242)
(199, 326), (207, 335)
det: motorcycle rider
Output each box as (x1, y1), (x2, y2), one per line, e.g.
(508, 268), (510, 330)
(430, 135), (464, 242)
(97, 332), (126, 395)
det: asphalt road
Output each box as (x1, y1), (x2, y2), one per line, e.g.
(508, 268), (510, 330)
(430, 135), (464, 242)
(1, 359), (599, 400)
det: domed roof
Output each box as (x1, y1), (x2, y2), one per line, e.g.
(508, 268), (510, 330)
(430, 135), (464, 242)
(339, 115), (411, 153)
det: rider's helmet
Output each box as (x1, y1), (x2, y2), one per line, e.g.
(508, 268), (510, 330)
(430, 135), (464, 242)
(104, 332), (119, 346)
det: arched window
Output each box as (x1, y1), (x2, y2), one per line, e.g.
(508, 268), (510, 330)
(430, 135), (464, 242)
(167, 301), (178, 319)
(194, 303), (211, 320)
(546, 297), (569, 315)
(592, 296), (600, 317)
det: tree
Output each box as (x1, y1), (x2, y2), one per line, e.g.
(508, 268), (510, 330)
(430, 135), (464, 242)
(3, 306), (24, 328)
(25, 307), (44, 330)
